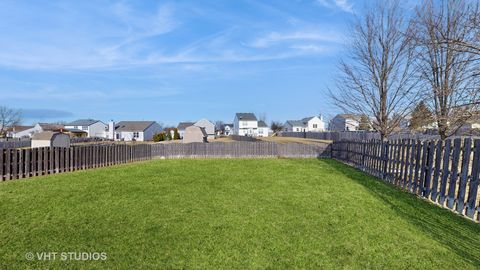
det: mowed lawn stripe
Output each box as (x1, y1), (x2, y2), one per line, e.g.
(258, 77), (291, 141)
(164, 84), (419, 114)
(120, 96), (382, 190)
(0, 159), (479, 269)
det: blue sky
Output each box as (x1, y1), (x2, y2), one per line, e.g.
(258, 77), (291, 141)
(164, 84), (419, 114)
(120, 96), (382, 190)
(0, 0), (360, 126)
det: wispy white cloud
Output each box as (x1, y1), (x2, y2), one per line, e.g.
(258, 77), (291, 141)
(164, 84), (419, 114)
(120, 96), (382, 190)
(317, 0), (353, 13)
(249, 30), (342, 48)
(0, 1), (178, 70)
(0, 1), (344, 70)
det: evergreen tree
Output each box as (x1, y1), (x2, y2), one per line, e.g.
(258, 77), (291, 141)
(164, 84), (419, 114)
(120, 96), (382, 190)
(409, 101), (433, 131)
(358, 115), (371, 131)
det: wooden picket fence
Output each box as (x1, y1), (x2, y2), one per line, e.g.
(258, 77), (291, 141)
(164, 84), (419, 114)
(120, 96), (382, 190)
(332, 139), (480, 222)
(0, 144), (151, 181)
(152, 142), (331, 159)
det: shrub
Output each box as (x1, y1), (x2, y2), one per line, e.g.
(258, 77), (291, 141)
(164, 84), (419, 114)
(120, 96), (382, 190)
(173, 129), (180, 140)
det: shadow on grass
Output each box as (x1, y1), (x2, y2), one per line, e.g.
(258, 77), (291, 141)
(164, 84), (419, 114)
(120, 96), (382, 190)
(321, 159), (480, 266)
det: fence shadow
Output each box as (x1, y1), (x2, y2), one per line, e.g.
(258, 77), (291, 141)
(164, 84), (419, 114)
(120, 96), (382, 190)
(322, 159), (480, 266)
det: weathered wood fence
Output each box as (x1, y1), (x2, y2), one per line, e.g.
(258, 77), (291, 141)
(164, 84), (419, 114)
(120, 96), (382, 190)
(332, 139), (480, 222)
(280, 131), (381, 141)
(0, 139), (31, 149)
(152, 142), (331, 158)
(0, 144), (151, 181)
(1, 142), (330, 181)
(230, 135), (258, 142)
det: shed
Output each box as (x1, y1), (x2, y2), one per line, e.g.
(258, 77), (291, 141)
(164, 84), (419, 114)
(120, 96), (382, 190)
(31, 132), (70, 148)
(183, 126), (208, 143)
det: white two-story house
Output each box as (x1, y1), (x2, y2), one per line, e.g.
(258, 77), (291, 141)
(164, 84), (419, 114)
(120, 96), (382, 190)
(234, 113), (258, 136)
(284, 116), (325, 132)
(65, 119), (108, 138)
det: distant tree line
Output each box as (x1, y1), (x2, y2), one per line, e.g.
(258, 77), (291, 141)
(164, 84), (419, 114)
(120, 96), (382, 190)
(330, 0), (480, 140)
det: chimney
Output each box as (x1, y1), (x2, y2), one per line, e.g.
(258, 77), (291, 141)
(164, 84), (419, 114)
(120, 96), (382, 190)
(109, 120), (115, 140)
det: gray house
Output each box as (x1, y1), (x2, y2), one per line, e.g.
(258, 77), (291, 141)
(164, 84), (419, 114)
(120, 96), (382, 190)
(329, 114), (360, 132)
(183, 126), (208, 143)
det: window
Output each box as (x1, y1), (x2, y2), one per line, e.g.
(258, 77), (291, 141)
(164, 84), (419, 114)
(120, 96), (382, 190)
(81, 126), (88, 130)
(259, 129), (263, 134)
(116, 133), (120, 139)
(296, 128), (300, 131)
(313, 124), (318, 128)
(242, 121), (248, 127)
(133, 132), (139, 138)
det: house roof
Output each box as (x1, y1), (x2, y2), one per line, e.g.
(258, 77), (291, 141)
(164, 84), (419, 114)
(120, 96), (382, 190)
(66, 119), (100, 126)
(115, 121), (156, 132)
(7, 125), (34, 132)
(236, 113), (257, 121)
(335, 114), (361, 120)
(177, 122), (195, 130)
(38, 123), (64, 131)
(286, 120), (307, 127)
(301, 116), (315, 122)
(32, 131), (66, 140)
(258, 120), (268, 128)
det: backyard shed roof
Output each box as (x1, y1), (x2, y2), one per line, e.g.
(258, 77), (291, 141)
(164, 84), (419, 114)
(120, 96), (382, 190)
(38, 123), (64, 131)
(32, 131), (63, 140)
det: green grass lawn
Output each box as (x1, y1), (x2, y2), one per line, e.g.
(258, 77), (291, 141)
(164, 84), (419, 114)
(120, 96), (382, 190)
(0, 159), (479, 269)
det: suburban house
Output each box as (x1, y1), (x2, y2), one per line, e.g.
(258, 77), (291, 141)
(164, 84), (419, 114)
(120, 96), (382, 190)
(113, 121), (162, 141)
(8, 125), (34, 138)
(13, 123), (64, 138)
(257, 121), (271, 137)
(234, 113), (258, 136)
(177, 122), (195, 139)
(194, 119), (215, 140)
(283, 116), (325, 132)
(224, 124), (233, 136)
(64, 119), (108, 138)
(329, 114), (360, 132)
(183, 126), (208, 143)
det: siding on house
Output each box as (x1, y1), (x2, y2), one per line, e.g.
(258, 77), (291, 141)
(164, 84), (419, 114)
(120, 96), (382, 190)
(234, 113), (258, 136)
(194, 119), (215, 140)
(330, 114), (360, 132)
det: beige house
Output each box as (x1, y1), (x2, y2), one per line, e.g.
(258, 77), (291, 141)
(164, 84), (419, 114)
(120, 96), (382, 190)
(31, 132), (70, 148)
(183, 126), (208, 143)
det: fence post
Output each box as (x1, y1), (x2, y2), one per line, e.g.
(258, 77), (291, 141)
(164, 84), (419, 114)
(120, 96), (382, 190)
(382, 140), (389, 180)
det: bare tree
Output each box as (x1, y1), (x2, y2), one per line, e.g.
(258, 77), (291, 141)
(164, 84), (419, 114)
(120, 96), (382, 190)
(270, 121), (284, 135)
(0, 106), (22, 137)
(257, 112), (267, 122)
(330, 0), (418, 140)
(412, 0), (480, 139)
